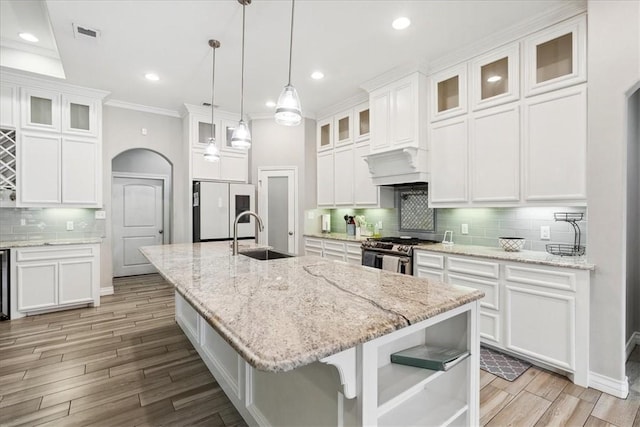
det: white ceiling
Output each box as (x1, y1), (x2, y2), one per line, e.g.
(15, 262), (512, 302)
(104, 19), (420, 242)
(1, 0), (579, 118)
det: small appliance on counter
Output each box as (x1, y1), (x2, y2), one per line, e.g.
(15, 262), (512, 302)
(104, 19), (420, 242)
(321, 214), (331, 233)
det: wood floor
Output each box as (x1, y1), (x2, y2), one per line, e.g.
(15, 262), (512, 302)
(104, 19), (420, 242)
(0, 273), (638, 427)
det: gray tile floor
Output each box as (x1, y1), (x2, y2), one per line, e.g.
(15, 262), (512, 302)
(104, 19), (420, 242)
(628, 345), (640, 398)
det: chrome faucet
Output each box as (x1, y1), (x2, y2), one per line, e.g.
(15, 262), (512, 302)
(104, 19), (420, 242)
(232, 211), (264, 255)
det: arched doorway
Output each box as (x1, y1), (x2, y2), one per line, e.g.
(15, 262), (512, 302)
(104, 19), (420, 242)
(111, 148), (172, 277)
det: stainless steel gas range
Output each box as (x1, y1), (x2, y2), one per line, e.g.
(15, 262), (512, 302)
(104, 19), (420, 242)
(361, 237), (439, 275)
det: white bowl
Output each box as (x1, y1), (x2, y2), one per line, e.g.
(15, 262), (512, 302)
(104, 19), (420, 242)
(498, 237), (525, 252)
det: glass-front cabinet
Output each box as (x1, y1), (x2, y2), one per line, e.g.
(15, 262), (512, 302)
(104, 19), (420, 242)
(333, 109), (353, 146)
(430, 63), (467, 122)
(195, 118), (218, 146)
(317, 117), (333, 151)
(524, 15), (586, 96)
(62, 95), (99, 136)
(21, 88), (61, 132)
(354, 102), (370, 141)
(471, 44), (519, 110)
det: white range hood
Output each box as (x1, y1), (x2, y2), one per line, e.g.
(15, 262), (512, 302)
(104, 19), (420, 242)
(362, 147), (429, 186)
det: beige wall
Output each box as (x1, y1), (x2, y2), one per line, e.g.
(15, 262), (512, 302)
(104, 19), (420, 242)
(587, 0), (640, 383)
(100, 106), (188, 289)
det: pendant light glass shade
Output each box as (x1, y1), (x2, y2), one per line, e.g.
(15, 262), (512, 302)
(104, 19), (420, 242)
(204, 39), (221, 162)
(275, 84), (302, 126)
(204, 137), (220, 162)
(231, 120), (251, 149)
(275, 0), (301, 126)
(232, 0), (251, 149)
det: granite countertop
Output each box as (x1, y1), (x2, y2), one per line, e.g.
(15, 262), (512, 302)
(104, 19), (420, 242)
(140, 241), (484, 373)
(414, 243), (595, 270)
(0, 237), (104, 249)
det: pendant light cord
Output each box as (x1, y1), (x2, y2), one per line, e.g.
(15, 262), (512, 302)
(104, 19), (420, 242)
(287, 0), (295, 85)
(240, 1), (246, 118)
(211, 45), (216, 138)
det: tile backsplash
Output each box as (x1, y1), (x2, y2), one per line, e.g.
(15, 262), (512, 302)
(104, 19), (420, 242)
(435, 207), (588, 251)
(305, 206), (588, 253)
(0, 208), (105, 242)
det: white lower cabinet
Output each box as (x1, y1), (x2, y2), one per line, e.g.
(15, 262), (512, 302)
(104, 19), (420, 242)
(12, 244), (100, 319)
(304, 237), (362, 265)
(413, 248), (590, 386)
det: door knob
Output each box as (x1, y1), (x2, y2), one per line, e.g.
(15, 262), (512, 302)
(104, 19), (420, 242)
(288, 231), (294, 236)
(159, 230), (164, 234)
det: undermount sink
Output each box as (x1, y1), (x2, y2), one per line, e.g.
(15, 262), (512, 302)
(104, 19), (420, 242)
(239, 249), (295, 261)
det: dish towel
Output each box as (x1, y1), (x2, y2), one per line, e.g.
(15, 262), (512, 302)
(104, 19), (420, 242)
(382, 255), (401, 272)
(362, 251), (377, 268)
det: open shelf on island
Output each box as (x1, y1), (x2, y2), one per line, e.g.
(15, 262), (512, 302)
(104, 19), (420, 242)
(378, 389), (468, 427)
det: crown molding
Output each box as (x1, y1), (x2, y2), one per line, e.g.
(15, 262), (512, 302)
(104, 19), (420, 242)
(316, 91), (369, 120)
(0, 66), (109, 98)
(104, 99), (181, 118)
(426, 1), (587, 74)
(359, 61), (429, 93)
(182, 103), (242, 121)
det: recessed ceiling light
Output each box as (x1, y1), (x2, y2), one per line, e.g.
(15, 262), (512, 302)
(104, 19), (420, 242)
(487, 75), (502, 83)
(265, 101), (276, 108)
(392, 17), (411, 30)
(145, 73), (160, 82)
(311, 71), (325, 80)
(19, 32), (39, 43)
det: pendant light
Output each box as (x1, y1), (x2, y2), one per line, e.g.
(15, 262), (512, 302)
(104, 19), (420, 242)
(204, 39), (221, 162)
(274, 0), (302, 126)
(231, 0), (252, 149)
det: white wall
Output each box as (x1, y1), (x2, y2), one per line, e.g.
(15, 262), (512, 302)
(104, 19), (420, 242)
(250, 117), (316, 253)
(101, 106), (187, 289)
(587, 0), (640, 385)
(628, 89), (640, 340)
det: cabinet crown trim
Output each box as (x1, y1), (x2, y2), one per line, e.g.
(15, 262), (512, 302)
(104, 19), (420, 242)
(1, 70), (110, 99)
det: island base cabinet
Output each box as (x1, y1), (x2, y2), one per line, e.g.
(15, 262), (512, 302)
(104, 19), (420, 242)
(175, 291), (480, 427)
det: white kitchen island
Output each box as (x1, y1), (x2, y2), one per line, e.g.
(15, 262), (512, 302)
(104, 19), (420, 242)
(141, 242), (484, 427)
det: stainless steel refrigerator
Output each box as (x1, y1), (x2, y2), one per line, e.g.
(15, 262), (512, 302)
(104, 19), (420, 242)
(193, 181), (256, 242)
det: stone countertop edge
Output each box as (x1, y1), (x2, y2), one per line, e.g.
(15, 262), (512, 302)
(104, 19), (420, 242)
(303, 232), (369, 243)
(415, 243), (595, 271)
(139, 243), (484, 373)
(0, 237), (105, 249)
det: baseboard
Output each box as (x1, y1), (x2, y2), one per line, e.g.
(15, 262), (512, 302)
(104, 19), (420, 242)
(100, 286), (114, 296)
(626, 331), (640, 360)
(589, 371), (629, 398)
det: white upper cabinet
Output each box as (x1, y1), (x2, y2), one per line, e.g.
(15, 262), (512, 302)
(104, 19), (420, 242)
(470, 44), (520, 111)
(61, 137), (100, 205)
(18, 132), (61, 205)
(334, 109), (353, 146)
(523, 85), (586, 203)
(354, 102), (370, 142)
(524, 16), (586, 97)
(183, 104), (248, 183)
(21, 88), (61, 132)
(333, 146), (354, 205)
(317, 117), (333, 151)
(369, 72), (427, 152)
(429, 117), (468, 204)
(61, 94), (99, 137)
(316, 151), (334, 206)
(353, 142), (378, 205)
(430, 64), (467, 122)
(470, 105), (520, 203)
(0, 83), (18, 128)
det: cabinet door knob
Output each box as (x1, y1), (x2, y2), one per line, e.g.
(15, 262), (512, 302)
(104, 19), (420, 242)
(288, 231), (294, 236)
(159, 230), (164, 234)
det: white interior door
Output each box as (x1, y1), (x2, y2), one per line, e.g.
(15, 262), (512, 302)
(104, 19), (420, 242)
(113, 177), (164, 277)
(258, 168), (297, 254)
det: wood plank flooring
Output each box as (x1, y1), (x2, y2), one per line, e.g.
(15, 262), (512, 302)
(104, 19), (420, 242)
(1, 273), (639, 426)
(0, 274), (246, 427)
